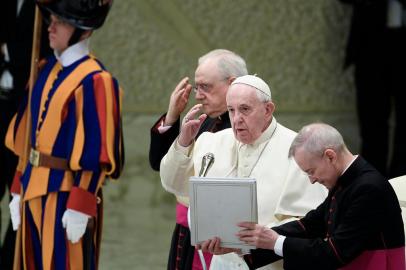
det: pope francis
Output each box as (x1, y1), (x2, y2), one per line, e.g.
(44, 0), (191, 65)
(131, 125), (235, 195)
(160, 75), (327, 270)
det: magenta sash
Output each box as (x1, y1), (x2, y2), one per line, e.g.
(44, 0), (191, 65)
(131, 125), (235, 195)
(339, 247), (405, 270)
(176, 202), (189, 227)
(175, 202), (213, 269)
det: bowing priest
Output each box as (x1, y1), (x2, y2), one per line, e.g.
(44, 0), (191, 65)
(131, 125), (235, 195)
(204, 123), (405, 270)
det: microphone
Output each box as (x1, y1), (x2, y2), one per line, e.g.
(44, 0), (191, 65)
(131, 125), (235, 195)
(198, 153), (215, 177)
(196, 154), (214, 270)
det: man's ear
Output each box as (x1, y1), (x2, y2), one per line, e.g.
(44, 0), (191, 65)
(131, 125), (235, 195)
(228, 76), (236, 85)
(81, 30), (93, 39)
(324, 148), (337, 162)
(265, 101), (275, 117)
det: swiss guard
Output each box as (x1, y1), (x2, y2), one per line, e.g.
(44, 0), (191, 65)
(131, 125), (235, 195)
(5, 0), (124, 269)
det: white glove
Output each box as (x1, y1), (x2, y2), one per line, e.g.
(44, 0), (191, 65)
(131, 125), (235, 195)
(62, 209), (90, 243)
(9, 194), (21, 231)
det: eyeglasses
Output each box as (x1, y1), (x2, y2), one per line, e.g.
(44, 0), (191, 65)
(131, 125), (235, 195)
(193, 78), (228, 94)
(193, 83), (214, 94)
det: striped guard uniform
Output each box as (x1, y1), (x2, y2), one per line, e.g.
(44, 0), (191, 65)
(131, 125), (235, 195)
(5, 38), (124, 270)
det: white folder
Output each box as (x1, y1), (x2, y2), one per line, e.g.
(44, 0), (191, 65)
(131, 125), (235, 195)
(189, 177), (258, 249)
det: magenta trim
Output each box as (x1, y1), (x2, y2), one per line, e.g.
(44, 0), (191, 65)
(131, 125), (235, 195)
(192, 249), (213, 270)
(339, 247), (405, 270)
(176, 202), (189, 227)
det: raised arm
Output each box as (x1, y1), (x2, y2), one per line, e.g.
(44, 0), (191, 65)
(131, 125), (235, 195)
(148, 77), (192, 171)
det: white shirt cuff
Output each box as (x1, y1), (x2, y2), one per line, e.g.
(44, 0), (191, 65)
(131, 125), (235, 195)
(239, 248), (251, 256)
(157, 124), (171, 134)
(274, 235), (286, 257)
(157, 118), (172, 134)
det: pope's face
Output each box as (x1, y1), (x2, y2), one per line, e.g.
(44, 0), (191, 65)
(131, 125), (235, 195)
(194, 59), (230, 118)
(48, 15), (75, 54)
(294, 148), (340, 190)
(226, 84), (274, 144)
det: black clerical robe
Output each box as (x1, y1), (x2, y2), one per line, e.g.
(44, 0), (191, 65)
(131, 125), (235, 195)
(246, 156), (405, 270)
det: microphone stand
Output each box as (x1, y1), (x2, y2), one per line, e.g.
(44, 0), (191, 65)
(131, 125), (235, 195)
(196, 153), (214, 270)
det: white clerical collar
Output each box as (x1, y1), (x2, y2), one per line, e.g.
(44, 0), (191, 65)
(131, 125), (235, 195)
(54, 38), (90, 67)
(341, 155), (358, 176)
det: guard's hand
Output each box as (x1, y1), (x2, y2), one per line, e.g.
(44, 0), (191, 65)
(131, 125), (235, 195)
(9, 194), (21, 231)
(237, 222), (279, 250)
(165, 77), (193, 126)
(62, 209), (90, 243)
(197, 237), (239, 255)
(178, 104), (207, 147)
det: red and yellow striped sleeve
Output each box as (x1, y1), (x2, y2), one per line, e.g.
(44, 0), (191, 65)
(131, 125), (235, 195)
(67, 71), (123, 216)
(5, 95), (29, 194)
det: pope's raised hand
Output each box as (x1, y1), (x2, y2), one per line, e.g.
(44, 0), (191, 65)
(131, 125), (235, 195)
(178, 104), (207, 147)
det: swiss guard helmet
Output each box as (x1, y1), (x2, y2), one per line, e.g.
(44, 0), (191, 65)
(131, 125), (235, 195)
(36, 0), (113, 30)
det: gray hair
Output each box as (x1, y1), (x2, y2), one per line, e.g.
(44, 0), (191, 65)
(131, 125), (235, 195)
(255, 89), (272, 103)
(288, 123), (346, 158)
(198, 49), (248, 79)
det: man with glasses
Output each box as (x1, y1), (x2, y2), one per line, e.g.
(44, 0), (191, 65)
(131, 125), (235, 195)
(160, 75), (327, 269)
(207, 123), (405, 270)
(149, 49), (248, 270)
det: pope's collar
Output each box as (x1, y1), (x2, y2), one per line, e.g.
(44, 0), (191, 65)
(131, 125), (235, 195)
(54, 38), (90, 67)
(239, 117), (277, 148)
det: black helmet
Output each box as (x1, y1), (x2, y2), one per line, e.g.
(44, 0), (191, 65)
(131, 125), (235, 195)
(36, 0), (113, 30)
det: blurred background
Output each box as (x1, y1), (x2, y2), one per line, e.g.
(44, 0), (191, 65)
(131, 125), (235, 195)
(2, 0), (359, 269)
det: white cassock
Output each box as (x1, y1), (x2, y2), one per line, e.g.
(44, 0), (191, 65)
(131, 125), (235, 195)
(160, 118), (328, 270)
